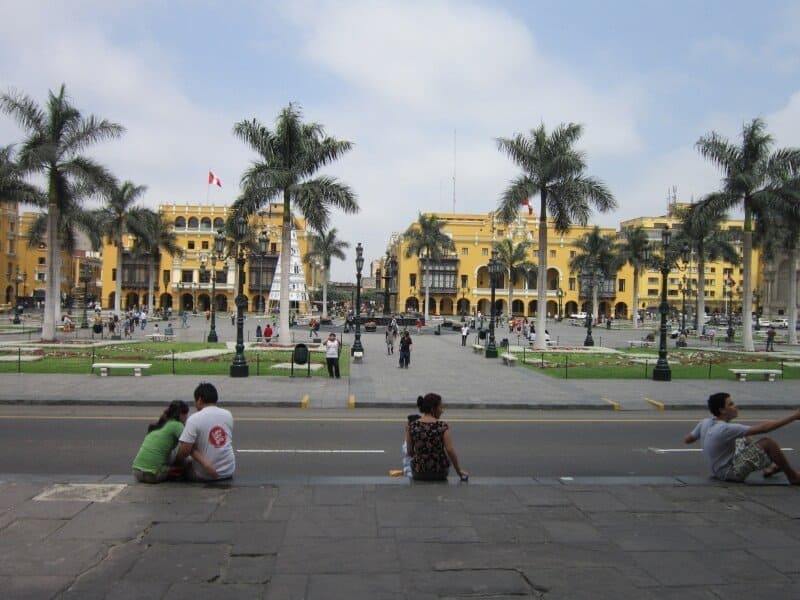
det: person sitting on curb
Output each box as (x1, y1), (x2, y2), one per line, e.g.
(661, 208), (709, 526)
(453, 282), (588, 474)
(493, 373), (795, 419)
(174, 382), (235, 481)
(406, 393), (468, 482)
(684, 392), (800, 484)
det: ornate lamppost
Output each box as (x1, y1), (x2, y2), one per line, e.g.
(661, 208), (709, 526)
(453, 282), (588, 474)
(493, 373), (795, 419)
(753, 288), (762, 330)
(13, 267), (22, 324)
(556, 287), (564, 322)
(230, 214), (249, 377)
(382, 252), (393, 316)
(176, 281), (184, 312)
(80, 263), (92, 329)
(352, 243), (365, 356)
(207, 229), (226, 343)
(191, 281), (198, 315)
(580, 263), (596, 347)
(256, 229), (269, 314)
(679, 276), (688, 334)
(485, 249), (500, 358)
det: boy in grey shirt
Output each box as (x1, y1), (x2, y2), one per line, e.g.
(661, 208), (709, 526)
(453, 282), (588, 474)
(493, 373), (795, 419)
(685, 392), (800, 483)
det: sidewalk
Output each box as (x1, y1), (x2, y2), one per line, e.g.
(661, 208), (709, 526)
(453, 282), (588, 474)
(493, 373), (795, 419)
(0, 321), (798, 410)
(1, 474), (799, 598)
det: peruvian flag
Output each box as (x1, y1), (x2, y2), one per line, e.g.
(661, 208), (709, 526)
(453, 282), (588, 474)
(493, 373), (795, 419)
(208, 170), (222, 188)
(520, 197), (532, 215)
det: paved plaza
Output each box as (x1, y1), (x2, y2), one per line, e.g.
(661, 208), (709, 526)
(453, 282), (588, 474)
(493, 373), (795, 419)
(1, 317), (800, 598)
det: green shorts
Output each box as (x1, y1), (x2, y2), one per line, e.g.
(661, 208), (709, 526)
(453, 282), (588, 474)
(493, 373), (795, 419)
(724, 438), (772, 482)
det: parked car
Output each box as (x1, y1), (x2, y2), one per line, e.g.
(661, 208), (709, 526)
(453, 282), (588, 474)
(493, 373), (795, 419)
(773, 318), (788, 329)
(570, 312), (587, 320)
(757, 317), (771, 328)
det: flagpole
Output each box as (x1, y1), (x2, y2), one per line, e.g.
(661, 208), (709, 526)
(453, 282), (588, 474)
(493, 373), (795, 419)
(206, 167), (211, 206)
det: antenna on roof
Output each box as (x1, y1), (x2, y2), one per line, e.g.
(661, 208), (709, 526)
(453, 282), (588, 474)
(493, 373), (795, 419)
(452, 129), (456, 214)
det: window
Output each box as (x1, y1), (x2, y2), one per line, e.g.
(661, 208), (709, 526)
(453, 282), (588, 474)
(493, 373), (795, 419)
(174, 217), (186, 228)
(461, 247), (468, 256)
(187, 217), (199, 229)
(648, 277), (659, 285)
(181, 270), (193, 283)
(36, 272), (46, 282)
(200, 217), (212, 230)
(7, 239), (15, 254)
(37, 257), (45, 265)
(568, 277), (576, 291)
(9, 221), (14, 232)
(188, 241), (195, 250)
(270, 243), (277, 253)
(201, 241), (209, 250)
(647, 288), (659, 296)
(708, 291), (716, 298)
(482, 248), (488, 256)
(213, 218), (225, 230)
(549, 249), (556, 258)
(497, 229), (504, 236)
(709, 267), (715, 273)
(705, 279), (714, 287)
(669, 278), (679, 286)
(668, 289), (678, 297)
(570, 250), (576, 258)
(618, 279), (625, 292)
(163, 270), (170, 284)
(461, 274), (468, 288)
(112, 268), (116, 282)
(410, 273), (417, 287)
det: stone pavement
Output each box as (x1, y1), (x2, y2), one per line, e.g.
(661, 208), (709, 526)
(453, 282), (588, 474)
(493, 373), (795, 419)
(1, 474), (800, 599)
(0, 318), (798, 410)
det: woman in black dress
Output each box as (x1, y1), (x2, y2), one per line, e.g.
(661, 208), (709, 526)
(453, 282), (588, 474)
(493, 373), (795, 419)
(406, 393), (468, 481)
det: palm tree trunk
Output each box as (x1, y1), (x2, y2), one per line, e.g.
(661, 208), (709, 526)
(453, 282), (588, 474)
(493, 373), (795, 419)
(52, 243), (62, 332)
(741, 226), (754, 351)
(788, 245), (798, 346)
(115, 231), (123, 314)
(423, 260), (430, 323)
(279, 192), (292, 343)
(535, 193), (548, 350)
(147, 260), (155, 316)
(322, 269), (329, 320)
(632, 267), (640, 328)
(592, 285), (599, 324)
(507, 269), (513, 327)
(42, 205), (58, 341)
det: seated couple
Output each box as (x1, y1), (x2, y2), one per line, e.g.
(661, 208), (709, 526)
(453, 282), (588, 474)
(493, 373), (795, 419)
(131, 382), (235, 483)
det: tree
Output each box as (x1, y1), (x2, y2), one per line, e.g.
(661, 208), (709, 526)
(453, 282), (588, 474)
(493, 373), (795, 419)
(96, 180), (148, 313)
(696, 118), (800, 351)
(232, 104), (358, 339)
(304, 227), (349, 320)
(497, 123), (615, 349)
(492, 237), (535, 322)
(134, 210), (179, 315)
(568, 226), (618, 323)
(1, 85), (123, 340)
(403, 213), (455, 322)
(616, 225), (649, 327)
(0, 145), (44, 207)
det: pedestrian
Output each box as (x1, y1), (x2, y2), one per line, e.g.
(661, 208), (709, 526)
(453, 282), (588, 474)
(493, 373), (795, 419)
(406, 393), (468, 482)
(264, 323), (273, 342)
(386, 325), (394, 355)
(230, 312), (235, 326)
(399, 331), (412, 368)
(140, 312), (147, 330)
(174, 382), (235, 481)
(182, 311), (189, 328)
(324, 332), (342, 378)
(461, 323), (469, 346)
(416, 318), (422, 334)
(685, 392), (800, 484)
(766, 326), (776, 352)
(255, 324), (263, 341)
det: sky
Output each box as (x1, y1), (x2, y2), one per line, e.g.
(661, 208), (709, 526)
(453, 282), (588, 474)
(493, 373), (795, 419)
(1, 0), (799, 280)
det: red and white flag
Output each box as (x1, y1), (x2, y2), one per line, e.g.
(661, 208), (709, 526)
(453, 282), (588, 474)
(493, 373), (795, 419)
(208, 170), (222, 188)
(520, 198), (532, 215)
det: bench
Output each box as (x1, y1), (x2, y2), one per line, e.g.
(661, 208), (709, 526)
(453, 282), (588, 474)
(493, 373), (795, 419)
(500, 353), (517, 366)
(729, 368), (782, 382)
(92, 362), (153, 377)
(628, 340), (652, 348)
(472, 343), (484, 353)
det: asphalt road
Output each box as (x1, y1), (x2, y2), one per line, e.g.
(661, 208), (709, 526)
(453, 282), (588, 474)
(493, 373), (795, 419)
(3, 407), (799, 478)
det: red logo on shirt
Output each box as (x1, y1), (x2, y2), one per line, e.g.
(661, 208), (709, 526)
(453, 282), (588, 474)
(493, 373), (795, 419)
(208, 426), (227, 448)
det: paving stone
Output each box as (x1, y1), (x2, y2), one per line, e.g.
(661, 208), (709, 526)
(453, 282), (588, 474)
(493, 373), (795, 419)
(307, 573), (403, 599)
(683, 524), (753, 549)
(102, 579), (171, 599)
(406, 569), (534, 597)
(528, 506), (587, 521)
(0, 517), (67, 545)
(458, 495), (528, 515)
(211, 485), (279, 521)
(511, 486), (571, 507)
(523, 566), (652, 599)
(753, 494), (800, 519)
(729, 524), (800, 548)
(276, 538), (399, 574)
(563, 490), (629, 512)
(231, 521), (286, 555)
(389, 525), (480, 542)
(51, 502), (155, 540)
(470, 513), (548, 543)
(0, 575), (71, 599)
(125, 543), (229, 582)
(606, 487), (680, 512)
(10, 499), (89, 519)
(311, 484), (367, 505)
(144, 521), (239, 544)
(600, 524), (698, 551)
(0, 482), (47, 509)
(630, 550), (782, 586)
(397, 542), (535, 571)
(274, 485), (312, 506)
(749, 546), (800, 575)
(284, 505), (377, 540)
(223, 555), (275, 583)
(0, 538), (107, 576)
(59, 540), (148, 598)
(116, 482), (227, 505)
(264, 574), (308, 600)
(645, 589), (720, 599)
(376, 501), (471, 528)
(540, 520), (605, 544)
(165, 582), (267, 599)
(708, 582), (800, 599)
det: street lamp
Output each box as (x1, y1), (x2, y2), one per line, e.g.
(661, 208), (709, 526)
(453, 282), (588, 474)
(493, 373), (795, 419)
(257, 229), (269, 314)
(352, 243), (365, 355)
(79, 263), (92, 329)
(382, 252), (392, 316)
(485, 249), (500, 358)
(556, 287), (564, 322)
(191, 281), (198, 315)
(13, 267), (23, 324)
(580, 262), (596, 347)
(679, 276), (688, 334)
(207, 229), (226, 343)
(176, 281), (184, 311)
(724, 278), (738, 343)
(230, 214), (249, 377)
(753, 288), (762, 330)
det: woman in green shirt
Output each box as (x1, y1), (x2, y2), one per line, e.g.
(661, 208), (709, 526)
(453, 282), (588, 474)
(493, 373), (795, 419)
(132, 400), (214, 483)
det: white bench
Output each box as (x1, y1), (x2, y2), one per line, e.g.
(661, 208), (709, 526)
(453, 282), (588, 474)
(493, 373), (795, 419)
(472, 343), (484, 353)
(628, 340), (653, 348)
(729, 368), (782, 382)
(500, 353), (517, 366)
(92, 362), (153, 377)
(146, 333), (164, 342)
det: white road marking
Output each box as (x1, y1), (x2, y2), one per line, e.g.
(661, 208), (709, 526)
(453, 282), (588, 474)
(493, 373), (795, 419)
(237, 449), (385, 454)
(649, 447), (793, 454)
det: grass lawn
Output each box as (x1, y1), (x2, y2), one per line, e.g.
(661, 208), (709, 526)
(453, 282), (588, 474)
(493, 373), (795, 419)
(512, 348), (797, 380)
(0, 341), (349, 377)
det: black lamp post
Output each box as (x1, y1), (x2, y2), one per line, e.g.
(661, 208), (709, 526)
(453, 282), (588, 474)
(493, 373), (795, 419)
(556, 287), (564, 322)
(176, 281), (184, 311)
(13, 268), (22, 324)
(208, 229), (225, 343)
(257, 229), (268, 314)
(230, 214), (249, 377)
(382, 252), (392, 316)
(679, 276), (687, 334)
(753, 288), (762, 330)
(485, 249), (500, 358)
(580, 265), (595, 347)
(191, 281), (198, 315)
(80, 264), (92, 329)
(725, 280), (737, 343)
(352, 243), (365, 355)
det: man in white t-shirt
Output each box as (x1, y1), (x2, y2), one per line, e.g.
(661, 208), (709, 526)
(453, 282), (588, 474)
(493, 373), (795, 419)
(685, 392), (800, 483)
(175, 382), (235, 481)
(324, 332), (342, 378)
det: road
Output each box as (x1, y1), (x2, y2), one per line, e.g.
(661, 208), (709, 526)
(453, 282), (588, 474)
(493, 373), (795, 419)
(2, 406), (798, 478)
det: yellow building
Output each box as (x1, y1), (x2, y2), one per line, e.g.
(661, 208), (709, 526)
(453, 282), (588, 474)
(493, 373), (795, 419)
(1, 199), (21, 307)
(383, 204), (758, 322)
(99, 202), (312, 314)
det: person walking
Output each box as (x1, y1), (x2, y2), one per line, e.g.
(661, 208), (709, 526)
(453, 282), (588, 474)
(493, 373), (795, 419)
(324, 332), (342, 378)
(399, 331), (413, 368)
(461, 323), (469, 346)
(386, 325), (394, 355)
(766, 326), (776, 352)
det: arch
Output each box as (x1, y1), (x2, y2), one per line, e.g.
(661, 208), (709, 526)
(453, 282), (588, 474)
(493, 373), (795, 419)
(404, 297), (419, 312)
(546, 268), (560, 290)
(107, 292), (116, 310)
(174, 216), (186, 228)
(565, 301), (578, 316)
(159, 293), (172, 309)
(546, 300), (558, 317)
(187, 217), (199, 229)
(512, 299), (525, 316)
(526, 270), (537, 289)
(4, 285), (12, 304)
(427, 297), (437, 314)
(198, 293), (210, 311)
(477, 298), (490, 316)
(614, 302), (628, 319)
(528, 300), (537, 316)
(200, 217), (212, 230)
(125, 292), (139, 310)
(213, 217), (225, 230)
(598, 301), (610, 317)
(476, 266), (489, 288)
(252, 294), (267, 312)
(181, 293), (194, 311)
(581, 301), (591, 313)
(494, 299), (507, 317)
(440, 297), (454, 315)
(215, 294), (228, 312)
(456, 298), (471, 315)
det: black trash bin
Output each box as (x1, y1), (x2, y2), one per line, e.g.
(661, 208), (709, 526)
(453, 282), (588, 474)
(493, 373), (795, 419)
(500, 338), (509, 348)
(293, 343), (309, 365)
(478, 329), (487, 341)
(435, 324), (441, 335)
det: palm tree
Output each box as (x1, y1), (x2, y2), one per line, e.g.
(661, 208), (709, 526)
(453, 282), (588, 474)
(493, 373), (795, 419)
(497, 123), (615, 349)
(304, 227), (349, 320)
(134, 210), (179, 315)
(680, 203), (741, 331)
(492, 238), (535, 322)
(616, 225), (649, 327)
(95, 180), (148, 313)
(1, 85), (123, 340)
(568, 226), (618, 323)
(232, 104), (358, 339)
(696, 118), (800, 351)
(0, 145), (44, 206)
(403, 213), (455, 322)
